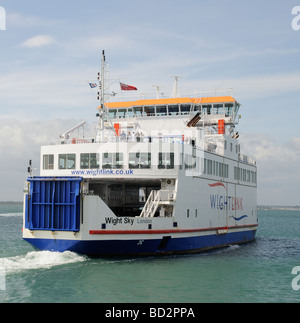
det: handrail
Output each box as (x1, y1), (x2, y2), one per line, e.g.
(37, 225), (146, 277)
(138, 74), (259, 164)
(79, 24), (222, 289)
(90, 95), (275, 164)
(140, 190), (176, 218)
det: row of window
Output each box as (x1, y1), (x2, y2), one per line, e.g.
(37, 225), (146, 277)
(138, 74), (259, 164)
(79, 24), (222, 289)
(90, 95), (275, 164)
(43, 153), (256, 184)
(203, 159), (229, 178)
(43, 153), (175, 171)
(234, 167), (257, 184)
(184, 156), (229, 179)
(108, 103), (239, 120)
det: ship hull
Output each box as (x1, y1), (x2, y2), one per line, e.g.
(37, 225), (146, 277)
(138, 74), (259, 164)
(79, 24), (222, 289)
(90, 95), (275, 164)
(24, 228), (256, 256)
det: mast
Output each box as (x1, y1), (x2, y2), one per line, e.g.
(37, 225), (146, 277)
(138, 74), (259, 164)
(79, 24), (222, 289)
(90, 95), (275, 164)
(96, 50), (106, 142)
(170, 76), (182, 98)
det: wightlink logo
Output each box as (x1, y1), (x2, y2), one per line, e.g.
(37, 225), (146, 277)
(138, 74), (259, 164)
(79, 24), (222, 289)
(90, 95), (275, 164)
(0, 6), (6, 31)
(71, 169), (134, 176)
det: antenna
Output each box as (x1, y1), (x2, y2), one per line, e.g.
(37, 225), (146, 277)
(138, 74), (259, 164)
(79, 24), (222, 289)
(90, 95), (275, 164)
(152, 85), (161, 99)
(170, 76), (182, 98)
(95, 50), (118, 141)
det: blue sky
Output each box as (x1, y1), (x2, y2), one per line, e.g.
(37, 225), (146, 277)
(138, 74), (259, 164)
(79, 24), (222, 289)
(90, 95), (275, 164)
(0, 0), (300, 204)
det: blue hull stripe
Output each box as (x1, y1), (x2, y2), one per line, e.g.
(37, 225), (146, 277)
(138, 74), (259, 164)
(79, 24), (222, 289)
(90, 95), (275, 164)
(24, 230), (256, 256)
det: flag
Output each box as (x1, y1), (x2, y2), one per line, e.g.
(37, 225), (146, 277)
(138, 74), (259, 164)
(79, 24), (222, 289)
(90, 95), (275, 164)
(89, 83), (98, 88)
(120, 82), (138, 91)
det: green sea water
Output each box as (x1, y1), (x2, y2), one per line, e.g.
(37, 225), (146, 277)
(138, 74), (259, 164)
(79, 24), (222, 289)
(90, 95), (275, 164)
(0, 206), (300, 303)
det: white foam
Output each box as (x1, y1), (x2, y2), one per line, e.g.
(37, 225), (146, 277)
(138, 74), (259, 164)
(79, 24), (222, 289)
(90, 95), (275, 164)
(0, 213), (22, 217)
(0, 251), (86, 274)
(225, 244), (240, 252)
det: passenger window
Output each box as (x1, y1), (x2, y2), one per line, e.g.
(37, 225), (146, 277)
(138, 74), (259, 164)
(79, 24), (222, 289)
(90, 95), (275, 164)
(102, 153), (113, 169)
(140, 153), (151, 169)
(129, 153), (151, 169)
(80, 153), (89, 169)
(158, 153), (175, 169)
(43, 154), (54, 170)
(81, 153), (100, 169)
(59, 154), (76, 169)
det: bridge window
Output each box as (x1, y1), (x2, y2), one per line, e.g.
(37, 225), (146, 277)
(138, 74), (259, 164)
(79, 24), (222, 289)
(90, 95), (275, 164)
(202, 104), (212, 115)
(108, 109), (118, 119)
(225, 103), (234, 117)
(234, 103), (240, 116)
(43, 154), (54, 170)
(118, 108), (127, 119)
(128, 108), (134, 118)
(214, 104), (224, 115)
(193, 105), (201, 113)
(156, 106), (167, 116)
(59, 154), (76, 169)
(133, 107), (144, 117)
(180, 104), (191, 115)
(144, 106), (155, 116)
(80, 153), (100, 169)
(168, 105), (179, 115)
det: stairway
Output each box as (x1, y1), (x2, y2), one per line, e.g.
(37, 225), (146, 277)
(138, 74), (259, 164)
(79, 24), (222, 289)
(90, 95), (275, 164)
(139, 190), (176, 218)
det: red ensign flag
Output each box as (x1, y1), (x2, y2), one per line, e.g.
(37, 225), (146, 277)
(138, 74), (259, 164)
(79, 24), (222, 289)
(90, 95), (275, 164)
(120, 82), (138, 91)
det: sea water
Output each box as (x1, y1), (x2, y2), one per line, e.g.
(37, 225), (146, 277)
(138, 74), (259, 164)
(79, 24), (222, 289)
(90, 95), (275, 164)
(0, 205), (300, 303)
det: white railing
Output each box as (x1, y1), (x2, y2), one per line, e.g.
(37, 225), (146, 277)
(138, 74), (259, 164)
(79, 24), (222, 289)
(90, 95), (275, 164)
(239, 154), (256, 166)
(52, 135), (185, 145)
(139, 190), (176, 218)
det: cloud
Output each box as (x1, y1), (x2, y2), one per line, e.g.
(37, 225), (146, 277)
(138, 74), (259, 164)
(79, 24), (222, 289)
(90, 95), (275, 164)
(0, 64), (98, 119)
(7, 12), (65, 28)
(21, 35), (55, 48)
(240, 134), (300, 205)
(0, 118), (92, 201)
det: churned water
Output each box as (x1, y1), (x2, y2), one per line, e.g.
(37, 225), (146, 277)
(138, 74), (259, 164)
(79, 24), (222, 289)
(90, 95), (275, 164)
(0, 205), (300, 303)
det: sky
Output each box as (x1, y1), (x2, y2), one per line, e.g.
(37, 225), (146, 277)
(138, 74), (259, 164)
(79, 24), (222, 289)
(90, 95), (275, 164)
(0, 0), (300, 205)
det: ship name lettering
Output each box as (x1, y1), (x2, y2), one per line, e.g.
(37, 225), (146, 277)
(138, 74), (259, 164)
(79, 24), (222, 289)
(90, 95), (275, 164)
(137, 218), (152, 224)
(123, 217), (134, 225)
(210, 194), (243, 211)
(105, 217), (122, 225)
(105, 217), (135, 225)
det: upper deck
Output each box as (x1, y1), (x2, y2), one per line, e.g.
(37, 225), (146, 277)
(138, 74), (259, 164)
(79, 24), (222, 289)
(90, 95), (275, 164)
(39, 94), (255, 182)
(101, 96), (241, 127)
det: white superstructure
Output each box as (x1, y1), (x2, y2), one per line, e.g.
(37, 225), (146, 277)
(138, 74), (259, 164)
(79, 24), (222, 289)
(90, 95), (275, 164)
(23, 52), (257, 256)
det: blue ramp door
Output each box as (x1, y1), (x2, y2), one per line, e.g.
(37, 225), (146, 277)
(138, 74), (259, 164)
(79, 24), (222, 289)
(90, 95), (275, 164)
(26, 177), (82, 232)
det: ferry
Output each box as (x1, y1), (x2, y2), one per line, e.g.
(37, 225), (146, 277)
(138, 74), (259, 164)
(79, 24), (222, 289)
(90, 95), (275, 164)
(22, 51), (258, 256)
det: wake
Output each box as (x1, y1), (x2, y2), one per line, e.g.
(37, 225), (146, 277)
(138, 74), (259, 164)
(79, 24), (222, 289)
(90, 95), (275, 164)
(0, 251), (86, 274)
